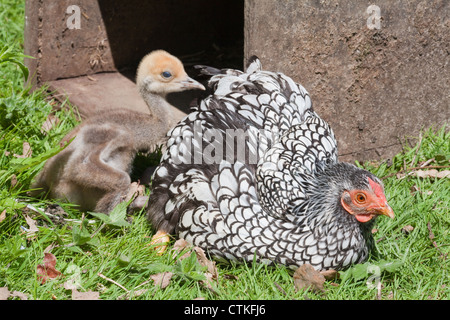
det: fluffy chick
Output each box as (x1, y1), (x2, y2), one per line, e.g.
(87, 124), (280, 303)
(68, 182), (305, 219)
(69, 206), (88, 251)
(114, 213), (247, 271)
(31, 50), (204, 214)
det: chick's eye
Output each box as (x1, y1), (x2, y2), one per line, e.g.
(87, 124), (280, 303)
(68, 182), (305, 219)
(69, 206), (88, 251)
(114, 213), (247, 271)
(355, 193), (367, 204)
(161, 71), (172, 79)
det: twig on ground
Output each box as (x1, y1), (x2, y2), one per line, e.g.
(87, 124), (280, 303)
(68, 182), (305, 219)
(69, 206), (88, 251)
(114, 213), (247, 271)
(97, 274), (150, 300)
(98, 272), (129, 293)
(24, 202), (96, 224)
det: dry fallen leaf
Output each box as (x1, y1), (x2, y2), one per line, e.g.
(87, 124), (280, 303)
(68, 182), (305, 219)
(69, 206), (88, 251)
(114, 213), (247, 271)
(13, 141), (32, 158)
(150, 271), (174, 289)
(193, 246), (218, 289)
(398, 169), (450, 179)
(63, 280), (79, 291)
(0, 287), (10, 300)
(194, 246), (218, 280)
(293, 263), (325, 293)
(41, 114), (60, 134)
(320, 269), (339, 281)
(36, 252), (62, 284)
(63, 265), (82, 291)
(11, 290), (28, 300)
(120, 288), (148, 300)
(0, 287), (28, 300)
(171, 239), (219, 290)
(23, 215), (39, 238)
(402, 225), (414, 234)
(10, 174), (18, 188)
(71, 289), (101, 300)
(0, 210), (6, 223)
(172, 238), (192, 260)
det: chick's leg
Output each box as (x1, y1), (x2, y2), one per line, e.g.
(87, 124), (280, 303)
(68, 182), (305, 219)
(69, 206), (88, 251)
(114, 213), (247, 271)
(65, 141), (133, 213)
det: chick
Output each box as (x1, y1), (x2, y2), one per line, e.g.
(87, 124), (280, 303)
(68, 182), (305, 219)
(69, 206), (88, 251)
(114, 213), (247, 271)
(31, 50), (205, 214)
(137, 50), (205, 130)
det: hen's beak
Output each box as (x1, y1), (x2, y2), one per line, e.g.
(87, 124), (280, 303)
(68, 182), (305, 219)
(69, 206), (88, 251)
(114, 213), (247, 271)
(377, 202), (395, 219)
(178, 76), (205, 91)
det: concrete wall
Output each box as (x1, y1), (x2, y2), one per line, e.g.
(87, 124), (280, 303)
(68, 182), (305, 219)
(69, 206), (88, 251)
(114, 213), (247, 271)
(245, 0), (449, 162)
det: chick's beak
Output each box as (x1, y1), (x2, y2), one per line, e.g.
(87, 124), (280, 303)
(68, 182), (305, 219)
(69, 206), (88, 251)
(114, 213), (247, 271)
(178, 76), (205, 91)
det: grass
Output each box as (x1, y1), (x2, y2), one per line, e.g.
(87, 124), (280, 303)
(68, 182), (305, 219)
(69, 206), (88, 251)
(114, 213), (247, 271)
(0, 0), (448, 300)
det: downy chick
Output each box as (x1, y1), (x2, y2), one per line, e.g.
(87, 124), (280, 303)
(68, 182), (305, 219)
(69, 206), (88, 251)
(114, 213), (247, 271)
(137, 50), (206, 130)
(31, 50), (205, 214)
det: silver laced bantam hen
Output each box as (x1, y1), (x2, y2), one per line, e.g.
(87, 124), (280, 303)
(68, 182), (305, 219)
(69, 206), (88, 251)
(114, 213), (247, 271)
(147, 56), (394, 271)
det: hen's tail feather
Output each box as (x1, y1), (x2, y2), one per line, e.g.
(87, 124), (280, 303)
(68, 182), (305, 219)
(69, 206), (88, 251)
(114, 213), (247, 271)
(245, 55), (262, 73)
(193, 65), (222, 76)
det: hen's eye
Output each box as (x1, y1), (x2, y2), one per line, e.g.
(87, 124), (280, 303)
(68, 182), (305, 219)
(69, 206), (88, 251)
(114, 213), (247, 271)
(355, 193), (367, 204)
(161, 71), (172, 79)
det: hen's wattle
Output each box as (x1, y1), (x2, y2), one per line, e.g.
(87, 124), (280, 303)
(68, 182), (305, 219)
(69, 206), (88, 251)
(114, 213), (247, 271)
(147, 57), (394, 270)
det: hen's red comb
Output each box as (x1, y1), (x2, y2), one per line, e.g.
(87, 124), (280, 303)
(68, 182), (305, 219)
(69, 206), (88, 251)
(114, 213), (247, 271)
(368, 177), (386, 202)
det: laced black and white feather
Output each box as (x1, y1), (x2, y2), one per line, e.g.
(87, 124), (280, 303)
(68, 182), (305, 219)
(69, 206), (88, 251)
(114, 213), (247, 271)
(147, 57), (376, 270)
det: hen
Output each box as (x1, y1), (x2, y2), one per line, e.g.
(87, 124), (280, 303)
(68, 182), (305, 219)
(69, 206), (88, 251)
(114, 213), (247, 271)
(147, 56), (394, 270)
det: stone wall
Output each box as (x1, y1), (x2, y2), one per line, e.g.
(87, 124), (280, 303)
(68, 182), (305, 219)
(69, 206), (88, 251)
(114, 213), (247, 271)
(245, 0), (449, 161)
(25, 0), (244, 83)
